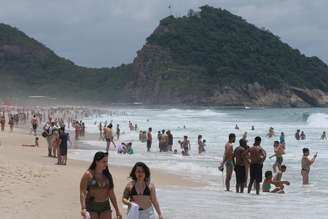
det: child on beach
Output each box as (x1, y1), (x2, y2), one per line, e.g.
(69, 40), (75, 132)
(262, 170), (290, 193)
(269, 141), (285, 173)
(301, 148), (317, 185)
(273, 165), (287, 181)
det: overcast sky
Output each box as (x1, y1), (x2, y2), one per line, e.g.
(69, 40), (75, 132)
(0, 0), (327, 68)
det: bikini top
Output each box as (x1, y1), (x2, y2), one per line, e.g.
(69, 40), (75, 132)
(130, 182), (151, 197)
(87, 171), (112, 190)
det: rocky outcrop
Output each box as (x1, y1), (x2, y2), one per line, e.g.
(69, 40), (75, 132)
(130, 44), (328, 107)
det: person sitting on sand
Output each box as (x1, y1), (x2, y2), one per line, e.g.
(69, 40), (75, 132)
(301, 148), (317, 185)
(117, 143), (127, 154)
(262, 170), (290, 193)
(127, 143), (134, 155)
(122, 162), (164, 219)
(80, 152), (122, 219)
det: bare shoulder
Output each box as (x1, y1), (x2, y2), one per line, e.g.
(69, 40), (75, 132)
(82, 170), (93, 180)
(148, 182), (156, 190)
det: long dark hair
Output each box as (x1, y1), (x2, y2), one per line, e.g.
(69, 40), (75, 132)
(89, 151), (113, 189)
(129, 162), (151, 182)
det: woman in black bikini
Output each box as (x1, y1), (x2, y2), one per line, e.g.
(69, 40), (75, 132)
(123, 162), (164, 219)
(80, 152), (122, 219)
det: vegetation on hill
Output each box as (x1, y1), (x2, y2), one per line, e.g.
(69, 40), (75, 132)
(147, 5), (328, 91)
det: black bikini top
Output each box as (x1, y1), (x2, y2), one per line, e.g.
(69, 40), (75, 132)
(130, 182), (151, 196)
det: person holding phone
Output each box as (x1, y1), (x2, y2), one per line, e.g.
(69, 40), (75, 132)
(301, 148), (317, 185)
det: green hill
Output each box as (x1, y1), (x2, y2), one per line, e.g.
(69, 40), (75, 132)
(1, 5), (328, 106)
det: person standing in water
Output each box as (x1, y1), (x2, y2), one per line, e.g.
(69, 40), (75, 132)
(247, 136), (266, 195)
(116, 124), (120, 140)
(99, 122), (103, 140)
(233, 139), (248, 193)
(8, 115), (14, 132)
(321, 131), (327, 140)
(269, 141), (285, 173)
(301, 148), (317, 185)
(80, 152), (122, 219)
(223, 133), (236, 191)
(147, 128), (152, 152)
(103, 124), (115, 152)
(122, 162), (164, 219)
(280, 132), (285, 145)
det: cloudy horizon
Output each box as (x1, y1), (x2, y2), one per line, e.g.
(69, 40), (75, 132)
(0, 0), (327, 68)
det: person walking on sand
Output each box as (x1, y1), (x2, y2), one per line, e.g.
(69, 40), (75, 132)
(247, 136), (266, 195)
(123, 162), (164, 219)
(31, 115), (38, 136)
(223, 133), (236, 191)
(8, 115), (14, 132)
(80, 152), (122, 219)
(0, 113), (5, 131)
(301, 148), (317, 185)
(58, 127), (71, 165)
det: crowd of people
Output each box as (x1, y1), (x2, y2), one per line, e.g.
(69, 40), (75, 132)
(219, 130), (318, 195)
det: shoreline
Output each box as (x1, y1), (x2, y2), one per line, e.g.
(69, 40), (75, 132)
(0, 128), (206, 219)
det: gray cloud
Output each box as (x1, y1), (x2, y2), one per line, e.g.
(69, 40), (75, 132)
(0, 0), (327, 67)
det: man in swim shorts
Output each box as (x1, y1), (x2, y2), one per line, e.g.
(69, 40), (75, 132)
(223, 133), (236, 191)
(247, 136), (266, 195)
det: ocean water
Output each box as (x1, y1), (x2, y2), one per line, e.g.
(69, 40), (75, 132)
(68, 107), (328, 218)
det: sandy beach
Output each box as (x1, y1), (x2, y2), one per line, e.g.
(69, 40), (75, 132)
(0, 128), (203, 219)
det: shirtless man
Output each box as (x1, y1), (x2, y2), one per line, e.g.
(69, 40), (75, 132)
(223, 133), (236, 191)
(147, 128), (152, 152)
(31, 115), (38, 136)
(301, 148), (317, 185)
(247, 136), (266, 195)
(269, 141), (285, 173)
(103, 124), (115, 152)
(233, 139), (248, 193)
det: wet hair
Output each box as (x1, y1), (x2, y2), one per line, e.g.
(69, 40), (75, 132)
(198, 135), (202, 139)
(265, 170), (273, 178)
(254, 136), (261, 145)
(149, 127), (152, 131)
(274, 141), (280, 146)
(239, 139), (247, 148)
(303, 148), (309, 154)
(89, 152), (113, 189)
(229, 133), (236, 142)
(129, 162), (151, 182)
(108, 123), (113, 128)
(281, 165), (287, 170)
